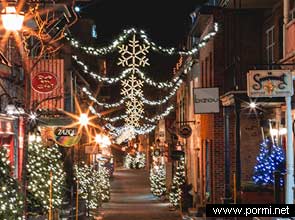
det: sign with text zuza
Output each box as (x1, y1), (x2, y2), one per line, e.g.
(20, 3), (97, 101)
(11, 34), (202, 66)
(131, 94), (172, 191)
(193, 88), (219, 114)
(247, 70), (293, 97)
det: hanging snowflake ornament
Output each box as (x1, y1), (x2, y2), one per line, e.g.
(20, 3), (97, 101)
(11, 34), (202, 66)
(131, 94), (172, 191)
(118, 34), (150, 73)
(125, 114), (141, 128)
(126, 99), (144, 116)
(121, 74), (144, 98)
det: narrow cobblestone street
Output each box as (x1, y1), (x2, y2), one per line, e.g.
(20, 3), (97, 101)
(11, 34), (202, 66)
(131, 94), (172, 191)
(98, 168), (182, 220)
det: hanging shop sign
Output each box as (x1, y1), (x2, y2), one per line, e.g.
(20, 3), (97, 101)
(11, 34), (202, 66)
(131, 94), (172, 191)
(247, 70), (293, 97)
(32, 72), (58, 93)
(40, 126), (81, 147)
(30, 59), (64, 110)
(193, 87), (219, 114)
(178, 124), (192, 139)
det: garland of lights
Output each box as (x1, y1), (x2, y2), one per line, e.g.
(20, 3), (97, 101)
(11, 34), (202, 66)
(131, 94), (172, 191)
(74, 54), (189, 89)
(150, 165), (167, 197)
(105, 123), (156, 142)
(27, 142), (66, 213)
(66, 24), (218, 56)
(83, 87), (125, 108)
(83, 75), (182, 107)
(141, 80), (183, 105)
(89, 104), (174, 124)
(73, 55), (129, 84)
(0, 146), (23, 219)
(75, 23), (217, 137)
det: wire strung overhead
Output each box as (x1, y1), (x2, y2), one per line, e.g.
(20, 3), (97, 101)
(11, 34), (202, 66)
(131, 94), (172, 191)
(70, 24), (219, 140)
(66, 23), (219, 56)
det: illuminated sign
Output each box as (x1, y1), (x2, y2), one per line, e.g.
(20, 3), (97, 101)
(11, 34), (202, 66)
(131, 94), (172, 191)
(247, 70), (293, 97)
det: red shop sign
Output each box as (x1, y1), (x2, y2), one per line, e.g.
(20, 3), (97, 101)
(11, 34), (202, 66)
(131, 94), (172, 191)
(32, 72), (58, 93)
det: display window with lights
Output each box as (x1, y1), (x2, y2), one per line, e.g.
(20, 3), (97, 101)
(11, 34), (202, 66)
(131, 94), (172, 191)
(0, 115), (21, 177)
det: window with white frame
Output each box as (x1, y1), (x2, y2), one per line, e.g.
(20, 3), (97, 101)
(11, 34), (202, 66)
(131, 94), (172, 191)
(266, 26), (275, 64)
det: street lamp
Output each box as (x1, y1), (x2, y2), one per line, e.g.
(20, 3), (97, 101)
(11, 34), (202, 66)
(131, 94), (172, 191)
(1, 6), (24, 31)
(79, 113), (89, 127)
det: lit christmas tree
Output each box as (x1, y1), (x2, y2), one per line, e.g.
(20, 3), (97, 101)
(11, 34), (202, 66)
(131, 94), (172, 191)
(98, 165), (111, 202)
(134, 152), (146, 169)
(169, 156), (185, 208)
(74, 163), (101, 209)
(124, 153), (134, 169)
(253, 138), (285, 185)
(74, 163), (111, 209)
(0, 146), (23, 219)
(26, 142), (66, 214)
(150, 165), (166, 197)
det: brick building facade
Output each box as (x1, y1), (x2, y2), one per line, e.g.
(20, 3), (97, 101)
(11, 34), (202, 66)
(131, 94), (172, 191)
(177, 2), (278, 206)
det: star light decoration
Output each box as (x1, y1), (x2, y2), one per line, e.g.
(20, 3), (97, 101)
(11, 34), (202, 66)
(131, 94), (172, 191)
(118, 34), (149, 128)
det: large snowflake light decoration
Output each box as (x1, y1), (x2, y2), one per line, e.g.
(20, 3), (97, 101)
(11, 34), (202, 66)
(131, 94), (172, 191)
(125, 114), (141, 128)
(121, 74), (144, 98)
(118, 34), (150, 130)
(126, 99), (144, 116)
(118, 34), (150, 73)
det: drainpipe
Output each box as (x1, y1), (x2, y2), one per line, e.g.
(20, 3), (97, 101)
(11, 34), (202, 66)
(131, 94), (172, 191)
(234, 100), (241, 201)
(284, 0), (294, 204)
(283, 0), (289, 57)
(285, 96), (294, 204)
(223, 106), (231, 204)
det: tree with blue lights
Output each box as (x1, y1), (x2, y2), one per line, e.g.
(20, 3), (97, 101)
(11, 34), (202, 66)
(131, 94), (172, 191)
(253, 138), (285, 185)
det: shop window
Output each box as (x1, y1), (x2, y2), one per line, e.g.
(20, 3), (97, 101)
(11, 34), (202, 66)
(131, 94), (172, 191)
(266, 26), (275, 64)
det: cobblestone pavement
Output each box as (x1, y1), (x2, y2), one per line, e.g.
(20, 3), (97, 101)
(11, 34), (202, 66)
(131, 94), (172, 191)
(98, 168), (182, 220)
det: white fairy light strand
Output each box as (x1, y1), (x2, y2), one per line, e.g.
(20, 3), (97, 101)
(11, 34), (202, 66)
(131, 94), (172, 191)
(73, 55), (184, 89)
(106, 123), (156, 137)
(89, 103), (174, 124)
(141, 79), (183, 105)
(66, 24), (219, 56)
(82, 87), (126, 108)
(73, 55), (130, 83)
(82, 74), (182, 108)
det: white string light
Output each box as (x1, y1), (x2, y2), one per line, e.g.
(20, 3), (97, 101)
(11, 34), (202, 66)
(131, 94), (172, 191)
(66, 24), (219, 56)
(82, 87), (126, 108)
(89, 103), (174, 124)
(74, 55), (183, 89)
(140, 80), (183, 105)
(73, 55), (130, 83)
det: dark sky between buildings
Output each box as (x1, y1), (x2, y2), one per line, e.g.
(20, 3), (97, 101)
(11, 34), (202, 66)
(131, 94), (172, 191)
(75, 0), (207, 116)
(79, 0), (206, 48)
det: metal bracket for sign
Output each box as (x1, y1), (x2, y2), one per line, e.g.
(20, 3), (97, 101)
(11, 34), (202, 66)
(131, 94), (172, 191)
(176, 120), (196, 124)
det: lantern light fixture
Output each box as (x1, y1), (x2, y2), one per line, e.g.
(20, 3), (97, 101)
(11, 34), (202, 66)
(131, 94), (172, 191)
(1, 6), (24, 31)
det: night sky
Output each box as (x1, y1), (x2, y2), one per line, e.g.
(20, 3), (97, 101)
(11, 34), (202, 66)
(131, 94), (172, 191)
(79, 0), (206, 48)
(75, 0), (207, 119)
